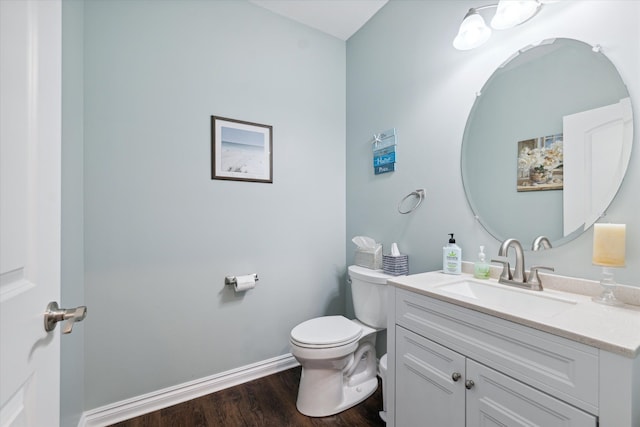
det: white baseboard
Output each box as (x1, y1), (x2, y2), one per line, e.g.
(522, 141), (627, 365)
(79, 353), (299, 427)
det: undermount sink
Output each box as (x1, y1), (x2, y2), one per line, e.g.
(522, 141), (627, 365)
(433, 279), (578, 318)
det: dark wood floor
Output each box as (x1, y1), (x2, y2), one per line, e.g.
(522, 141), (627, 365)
(109, 367), (385, 427)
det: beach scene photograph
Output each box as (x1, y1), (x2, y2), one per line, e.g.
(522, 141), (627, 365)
(213, 117), (272, 182)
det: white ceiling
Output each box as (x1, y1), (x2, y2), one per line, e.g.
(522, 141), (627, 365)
(249, 0), (388, 40)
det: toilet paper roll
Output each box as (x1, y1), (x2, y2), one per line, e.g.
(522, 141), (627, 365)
(234, 274), (256, 292)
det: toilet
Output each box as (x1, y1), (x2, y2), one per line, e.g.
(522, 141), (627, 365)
(290, 265), (391, 417)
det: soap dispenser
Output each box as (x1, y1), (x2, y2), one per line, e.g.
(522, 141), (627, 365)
(474, 245), (490, 279)
(443, 233), (462, 275)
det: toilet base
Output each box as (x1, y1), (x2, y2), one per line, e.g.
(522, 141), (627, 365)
(297, 376), (378, 417)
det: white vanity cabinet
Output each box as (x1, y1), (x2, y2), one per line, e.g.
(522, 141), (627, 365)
(387, 284), (640, 427)
(396, 326), (595, 426)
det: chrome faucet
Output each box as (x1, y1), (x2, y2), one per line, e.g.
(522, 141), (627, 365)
(531, 235), (552, 251)
(491, 238), (554, 291)
(499, 238), (526, 282)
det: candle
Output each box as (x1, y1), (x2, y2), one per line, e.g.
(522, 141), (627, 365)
(592, 223), (626, 267)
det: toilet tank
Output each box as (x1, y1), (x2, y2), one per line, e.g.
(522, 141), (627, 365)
(348, 265), (392, 329)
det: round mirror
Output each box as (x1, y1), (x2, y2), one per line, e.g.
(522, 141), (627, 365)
(461, 38), (633, 249)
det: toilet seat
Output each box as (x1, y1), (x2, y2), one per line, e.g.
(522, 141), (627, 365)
(290, 316), (362, 349)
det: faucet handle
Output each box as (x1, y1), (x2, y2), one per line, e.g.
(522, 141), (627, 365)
(491, 257), (512, 281)
(527, 265), (554, 291)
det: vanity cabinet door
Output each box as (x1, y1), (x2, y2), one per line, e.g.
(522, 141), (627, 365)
(395, 326), (465, 427)
(395, 325), (597, 427)
(466, 359), (597, 427)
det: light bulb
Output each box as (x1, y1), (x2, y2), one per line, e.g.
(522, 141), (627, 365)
(491, 0), (541, 30)
(453, 9), (492, 50)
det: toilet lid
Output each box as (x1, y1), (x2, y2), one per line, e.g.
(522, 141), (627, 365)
(290, 316), (362, 348)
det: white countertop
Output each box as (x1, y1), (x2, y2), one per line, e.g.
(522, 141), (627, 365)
(389, 271), (640, 358)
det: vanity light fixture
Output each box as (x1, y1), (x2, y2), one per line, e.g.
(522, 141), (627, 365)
(453, 0), (543, 50)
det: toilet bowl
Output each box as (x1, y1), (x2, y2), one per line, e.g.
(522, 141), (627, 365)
(290, 266), (392, 417)
(290, 316), (378, 417)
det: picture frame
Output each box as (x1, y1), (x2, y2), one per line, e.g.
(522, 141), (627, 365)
(211, 116), (273, 183)
(516, 133), (563, 192)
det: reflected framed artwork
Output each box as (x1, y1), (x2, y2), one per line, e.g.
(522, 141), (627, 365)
(211, 116), (273, 183)
(516, 133), (563, 192)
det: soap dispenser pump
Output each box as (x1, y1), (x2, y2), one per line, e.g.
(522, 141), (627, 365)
(474, 245), (490, 279)
(443, 233), (462, 275)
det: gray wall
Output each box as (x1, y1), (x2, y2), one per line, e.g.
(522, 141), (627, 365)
(82, 0), (345, 409)
(61, 0), (85, 425)
(346, 1), (640, 286)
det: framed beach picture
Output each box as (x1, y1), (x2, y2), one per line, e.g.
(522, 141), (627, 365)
(211, 116), (273, 183)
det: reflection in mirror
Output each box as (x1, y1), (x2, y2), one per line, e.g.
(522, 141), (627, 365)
(461, 38), (633, 249)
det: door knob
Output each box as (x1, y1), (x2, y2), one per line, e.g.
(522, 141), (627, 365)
(465, 379), (475, 390)
(44, 302), (87, 334)
(451, 372), (462, 382)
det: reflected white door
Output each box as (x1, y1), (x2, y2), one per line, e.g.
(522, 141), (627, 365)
(0, 1), (62, 426)
(563, 98), (633, 235)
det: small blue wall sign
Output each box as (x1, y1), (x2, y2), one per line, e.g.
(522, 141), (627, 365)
(372, 128), (397, 175)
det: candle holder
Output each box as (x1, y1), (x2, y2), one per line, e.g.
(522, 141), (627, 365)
(591, 223), (625, 307)
(592, 267), (623, 306)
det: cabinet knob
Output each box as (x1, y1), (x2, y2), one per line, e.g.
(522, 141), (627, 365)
(451, 372), (461, 382)
(465, 379), (475, 390)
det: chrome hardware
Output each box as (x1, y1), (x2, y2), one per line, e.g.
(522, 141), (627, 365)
(44, 302), (87, 334)
(498, 238), (526, 283)
(527, 266), (555, 291)
(490, 256), (511, 282)
(398, 188), (426, 214)
(225, 274), (259, 286)
(451, 372), (461, 382)
(465, 379), (475, 390)
(531, 235), (552, 251)
(493, 238), (551, 292)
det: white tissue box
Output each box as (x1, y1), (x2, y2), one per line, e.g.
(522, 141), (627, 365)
(355, 244), (382, 270)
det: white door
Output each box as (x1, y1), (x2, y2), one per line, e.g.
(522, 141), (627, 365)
(562, 97), (633, 235)
(1, 1), (62, 426)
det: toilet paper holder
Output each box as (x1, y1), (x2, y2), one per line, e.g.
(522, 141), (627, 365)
(225, 274), (259, 286)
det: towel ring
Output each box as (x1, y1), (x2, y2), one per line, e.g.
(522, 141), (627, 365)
(398, 189), (425, 214)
